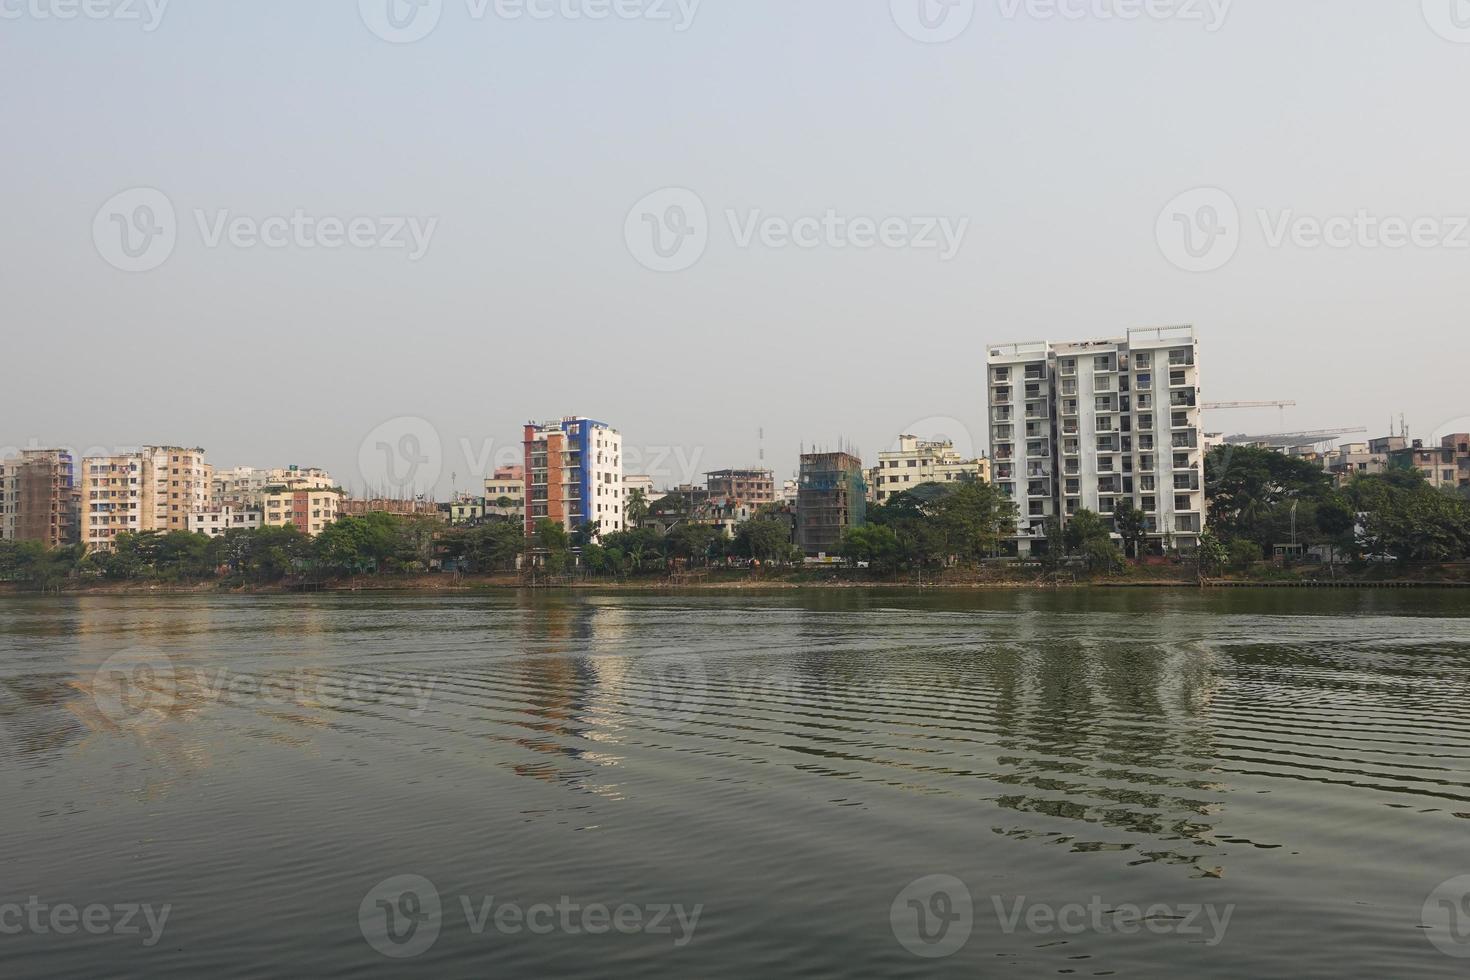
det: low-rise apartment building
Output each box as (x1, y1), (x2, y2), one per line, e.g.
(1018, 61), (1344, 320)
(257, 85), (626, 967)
(187, 506), (263, 538)
(261, 483), (342, 537)
(869, 436), (989, 504)
(484, 465), (526, 521)
(1391, 435), (1470, 491)
(214, 466), (335, 509)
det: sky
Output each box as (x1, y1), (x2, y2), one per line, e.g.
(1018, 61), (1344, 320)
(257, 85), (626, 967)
(4, 0), (1469, 497)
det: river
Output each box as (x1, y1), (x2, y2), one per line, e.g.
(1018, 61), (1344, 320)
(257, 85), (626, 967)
(1, 589), (1468, 977)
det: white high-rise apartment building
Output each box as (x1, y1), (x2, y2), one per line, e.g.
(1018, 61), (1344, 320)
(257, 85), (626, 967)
(987, 326), (1205, 555)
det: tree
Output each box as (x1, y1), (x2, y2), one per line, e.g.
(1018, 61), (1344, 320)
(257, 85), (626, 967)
(155, 530), (215, 580)
(1114, 507), (1148, 559)
(869, 481), (1016, 568)
(1347, 471), (1470, 562)
(840, 524), (901, 574)
(1041, 516), (1065, 569)
(732, 518), (792, 564)
(1228, 539), (1263, 569)
(668, 523), (717, 565)
(1196, 531), (1228, 577)
(1082, 536), (1125, 574)
(601, 527), (665, 573)
(1063, 509), (1109, 554)
(1205, 445), (1332, 547)
(933, 481), (1016, 561)
(625, 488), (650, 527)
(1315, 492), (1358, 564)
(582, 542), (609, 574)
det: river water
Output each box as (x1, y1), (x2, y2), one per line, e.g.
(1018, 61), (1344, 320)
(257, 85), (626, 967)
(1, 589), (1469, 977)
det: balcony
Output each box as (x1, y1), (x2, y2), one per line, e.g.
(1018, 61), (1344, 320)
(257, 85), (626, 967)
(1170, 391), (1196, 408)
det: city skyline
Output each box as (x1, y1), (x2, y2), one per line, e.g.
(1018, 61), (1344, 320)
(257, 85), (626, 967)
(7, 4), (1470, 497)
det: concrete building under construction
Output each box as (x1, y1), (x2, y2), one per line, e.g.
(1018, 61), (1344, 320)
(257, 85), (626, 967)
(796, 451), (866, 557)
(0, 449), (81, 548)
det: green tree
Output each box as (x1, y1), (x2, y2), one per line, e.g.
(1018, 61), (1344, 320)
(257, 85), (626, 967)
(625, 488), (650, 527)
(1205, 445), (1332, 547)
(1114, 507), (1148, 559)
(732, 518), (792, 564)
(1315, 492), (1358, 563)
(933, 481), (1016, 561)
(840, 524), (901, 574)
(668, 523), (717, 565)
(1227, 538), (1263, 569)
(1197, 531), (1228, 577)
(1063, 509), (1109, 554)
(1082, 536), (1125, 574)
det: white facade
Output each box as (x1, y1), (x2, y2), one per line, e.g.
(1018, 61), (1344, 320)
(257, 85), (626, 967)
(871, 436), (991, 503)
(987, 326), (1206, 555)
(188, 506), (263, 538)
(524, 417), (624, 541)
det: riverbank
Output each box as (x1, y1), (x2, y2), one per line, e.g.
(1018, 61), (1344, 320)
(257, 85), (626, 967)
(5, 564), (1470, 596)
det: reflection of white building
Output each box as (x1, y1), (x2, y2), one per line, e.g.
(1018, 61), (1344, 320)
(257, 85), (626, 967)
(987, 326), (1205, 555)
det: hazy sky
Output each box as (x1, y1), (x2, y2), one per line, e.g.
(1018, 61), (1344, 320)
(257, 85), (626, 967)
(5, 1), (1469, 496)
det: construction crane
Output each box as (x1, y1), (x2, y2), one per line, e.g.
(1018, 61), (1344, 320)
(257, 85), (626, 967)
(1223, 427), (1368, 448)
(1204, 400), (1298, 430)
(1202, 400), (1298, 411)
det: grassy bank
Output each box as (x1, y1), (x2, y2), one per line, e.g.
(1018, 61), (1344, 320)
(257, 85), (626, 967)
(5, 561), (1470, 596)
